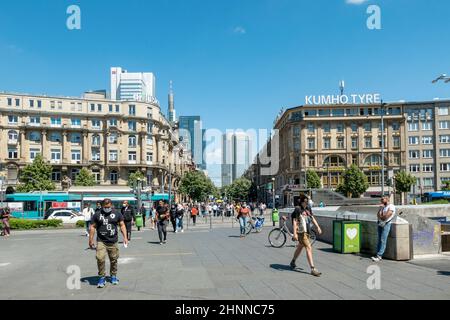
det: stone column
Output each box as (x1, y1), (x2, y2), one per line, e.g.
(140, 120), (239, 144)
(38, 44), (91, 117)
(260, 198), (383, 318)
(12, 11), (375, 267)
(41, 130), (48, 161)
(20, 130), (27, 162)
(62, 131), (69, 164)
(83, 132), (89, 164)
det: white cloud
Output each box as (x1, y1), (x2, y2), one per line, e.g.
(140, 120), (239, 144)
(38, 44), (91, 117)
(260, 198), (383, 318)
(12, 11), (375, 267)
(346, 0), (369, 5)
(233, 26), (246, 35)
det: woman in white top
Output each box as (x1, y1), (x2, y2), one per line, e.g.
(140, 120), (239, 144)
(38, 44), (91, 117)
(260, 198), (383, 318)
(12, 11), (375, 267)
(82, 203), (95, 236)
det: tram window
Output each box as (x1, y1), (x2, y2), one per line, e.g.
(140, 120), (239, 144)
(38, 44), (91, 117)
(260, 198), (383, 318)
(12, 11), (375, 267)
(24, 201), (38, 211)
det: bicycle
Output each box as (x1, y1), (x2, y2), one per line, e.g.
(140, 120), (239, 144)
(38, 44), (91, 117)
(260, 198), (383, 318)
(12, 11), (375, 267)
(245, 215), (265, 235)
(268, 216), (317, 248)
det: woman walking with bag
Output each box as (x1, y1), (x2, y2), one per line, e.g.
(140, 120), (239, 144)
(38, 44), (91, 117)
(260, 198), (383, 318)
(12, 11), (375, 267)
(1, 207), (11, 238)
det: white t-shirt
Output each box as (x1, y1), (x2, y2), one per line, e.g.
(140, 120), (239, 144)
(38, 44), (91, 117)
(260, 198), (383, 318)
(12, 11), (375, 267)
(382, 204), (396, 223)
(82, 208), (94, 222)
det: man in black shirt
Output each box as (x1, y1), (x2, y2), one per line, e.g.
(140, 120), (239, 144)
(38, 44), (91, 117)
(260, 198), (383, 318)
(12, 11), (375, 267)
(156, 201), (169, 244)
(121, 201), (135, 241)
(89, 199), (128, 288)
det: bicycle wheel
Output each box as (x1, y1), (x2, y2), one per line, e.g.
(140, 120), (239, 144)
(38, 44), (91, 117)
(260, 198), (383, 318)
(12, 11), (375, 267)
(245, 221), (253, 235)
(268, 228), (287, 248)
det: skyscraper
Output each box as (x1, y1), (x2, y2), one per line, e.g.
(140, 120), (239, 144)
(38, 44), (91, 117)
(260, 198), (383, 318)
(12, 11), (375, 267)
(110, 67), (156, 102)
(167, 81), (176, 123)
(221, 132), (251, 186)
(178, 116), (206, 170)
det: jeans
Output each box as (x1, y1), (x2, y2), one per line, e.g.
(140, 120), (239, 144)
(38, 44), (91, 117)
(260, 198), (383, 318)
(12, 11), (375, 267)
(239, 216), (249, 235)
(85, 221), (91, 234)
(125, 221), (132, 240)
(376, 222), (392, 257)
(176, 217), (183, 230)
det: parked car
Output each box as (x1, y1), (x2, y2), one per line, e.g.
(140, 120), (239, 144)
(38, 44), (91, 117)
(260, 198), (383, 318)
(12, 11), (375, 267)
(47, 210), (84, 224)
(44, 208), (79, 220)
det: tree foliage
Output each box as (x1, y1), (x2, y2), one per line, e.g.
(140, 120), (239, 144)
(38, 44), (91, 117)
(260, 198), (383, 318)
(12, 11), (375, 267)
(336, 165), (369, 198)
(306, 169), (322, 189)
(395, 171), (416, 193)
(16, 155), (55, 192)
(128, 171), (145, 188)
(74, 168), (96, 187)
(227, 178), (253, 202)
(179, 170), (217, 202)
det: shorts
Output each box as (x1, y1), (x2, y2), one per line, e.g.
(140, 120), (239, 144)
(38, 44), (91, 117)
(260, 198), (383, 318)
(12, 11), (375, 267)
(297, 232), (312, 249)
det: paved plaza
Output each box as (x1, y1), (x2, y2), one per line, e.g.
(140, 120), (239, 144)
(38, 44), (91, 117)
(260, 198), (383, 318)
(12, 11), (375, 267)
(1, 223), (450, 300)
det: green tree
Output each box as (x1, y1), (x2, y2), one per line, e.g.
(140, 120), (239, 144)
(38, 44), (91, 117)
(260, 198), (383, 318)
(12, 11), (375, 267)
(128, 171), (145, 188)
(395, 171), (416, 205)
(74, 168), (96, 187)
(306, 169), (322, 189)
(336, 165), (369, 198)
(179, 170), (217, 202)
(442, 180), (450, 191)
(16, 154), (55, 192)
(227, 178), (252, 202)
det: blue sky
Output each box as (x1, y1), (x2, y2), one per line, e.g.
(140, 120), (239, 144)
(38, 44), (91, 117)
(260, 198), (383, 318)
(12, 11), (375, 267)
(1, 0), (450, 185)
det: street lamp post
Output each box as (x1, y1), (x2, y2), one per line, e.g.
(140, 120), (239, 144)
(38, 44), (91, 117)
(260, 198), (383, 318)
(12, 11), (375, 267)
(381, 101), (387, 197)
(272, 177), (276, 226)
(168, 164), (172, 207)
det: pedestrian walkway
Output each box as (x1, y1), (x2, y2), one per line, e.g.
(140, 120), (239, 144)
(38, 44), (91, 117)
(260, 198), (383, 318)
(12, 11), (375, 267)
(0, 226), (449, 299)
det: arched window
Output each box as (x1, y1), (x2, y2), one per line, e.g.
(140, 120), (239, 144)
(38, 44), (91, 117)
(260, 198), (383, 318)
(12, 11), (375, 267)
(323, 156), (346, 167)
(28, 131), (41, 142)
(92, 134), (101, 146)
(110, 170), (118, 185)
(128, 135), (137, 147)
(8, 130), (18, 141)
(364, 154), (383, 166)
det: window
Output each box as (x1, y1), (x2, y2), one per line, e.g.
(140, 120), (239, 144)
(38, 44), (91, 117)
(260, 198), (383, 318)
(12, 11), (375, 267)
(108, 118), (117, 127)
(109, 104), (113, 113)
(129, 105), (136, 116)
(8, 115), (18, 124)
(422, 122), (432, 131)
(51, 117), (61, 127)
(28, 131), (41, 142)
(333, 109), (345, 117)
(307, 138), (315, 150)
(323, 123), (330, 133)
(351, 137), (358, 149)
(392, 153), (400, 165)
(440, 163), (450, 172)
(439, 107), (449, 116)
(146, 152), (153, 164)
(71, 150), (81, 163)
(309, 156), (315, 167)
(97, 104), (102, 112)
(128, 151), (137, 163)
(15, 99), (20, 107)
(108, 133), (118, 144)
(70, 133), (82, 144)
(37, 100), (42, 108)
(110, 171), (118, 185)
(29, 116), (40, 126)
(294, 157), (300, 169)
(364, 154), (382, 166)
(293, 126), (301, 136)
(91, 148), (101, 161)
(364, 137), (372, 149)
(128, 135), (137, 147)
(7, 98), (12, 106)
(409, 150), (420, 159)
(423, 178), (434, 188)
(323, 138), (331, 149)
(392, 122), (400, 131)
(128, 121), (136, 131)
(364, 122), (372, 132)
(70, 102), (76, 111)
(92, 119), (101, 129)
(307, 123), (315, 133)
(422, 136), (433, 145)
(337, 137), (345, 149)
(51, 149), (61, 163)
(29, 149), (41, 161)
(109, 150), (118, 161)
(92, 169), (100, 184)
(29, 100), (34, 108)
(409, 164), (420, 173)
(77, 103), (82, 111)
(351, 123), (358, 132)
(49, 132), (62, 143)
(324, 156), (345, 167)
(8, 148), (18, 159)
(423, 164), (434, 173)
(8, 130), (18, 141)
(51, 170), (61, 182)
(440, 135), (450, 144)
(50, 101), (55, 109)
(92, 134), (101, 146)
(70, 169), (80, 181)
(408, 122), (419, 131)
(147, 135), (153, 145)
(393, 136), (400, 148)
(441, 149), (450, 158)
(71, 118), (81, 127)
(408, 136), (419, 145)
(115, 105), (120, 112)
(293, 138), (300, 151)
(378, 136), (387, 148)
(423, 150), (433, 159)
(352, 154), (358, 165)
(439, 121), (450, 130)
(90, 104), (95, 112)
(57, 101), (62, 109)
(336, 124), (344, 133)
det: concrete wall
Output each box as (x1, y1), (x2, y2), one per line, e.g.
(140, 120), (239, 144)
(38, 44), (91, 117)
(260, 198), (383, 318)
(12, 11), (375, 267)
(280, 208), (411, 261)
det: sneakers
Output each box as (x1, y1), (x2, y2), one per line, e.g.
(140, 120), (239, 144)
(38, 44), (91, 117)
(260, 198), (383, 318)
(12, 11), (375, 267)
(311, 268), (322, 277)
(163, 240), (167, 244)
(111, 276), (119, 285)
(97, 277), (106, 288)
(160, 242), (163, 245)
(290, 260), (297, 270)
(371, 256), (382, 262)
(181, 229), (184, 233)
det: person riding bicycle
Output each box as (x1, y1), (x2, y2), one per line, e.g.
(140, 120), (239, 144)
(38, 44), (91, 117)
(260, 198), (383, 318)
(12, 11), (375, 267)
(290, 197), (322, 277)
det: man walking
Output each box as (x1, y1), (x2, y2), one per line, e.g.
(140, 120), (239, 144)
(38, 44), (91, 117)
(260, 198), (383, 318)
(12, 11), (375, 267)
(176, 203), (184, 233)
(170, 204), (177, 233)
(82, 203), (95, 236)
(140, 204), (147, 228)
(372, 196), (397, 262)
(121, 201), (135, 241)
(89, 199), (128, 288)
(156, 201), (169, 244)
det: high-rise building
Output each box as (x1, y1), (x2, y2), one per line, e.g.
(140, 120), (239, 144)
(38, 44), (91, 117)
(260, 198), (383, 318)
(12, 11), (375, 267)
(221, 132), (252, 186)
(167, 81), (176, 123)
(178, 116), (206, 170)
(110, 67), (156, 102)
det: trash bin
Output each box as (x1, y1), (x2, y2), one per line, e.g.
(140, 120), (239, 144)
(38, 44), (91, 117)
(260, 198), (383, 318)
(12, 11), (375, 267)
(272, 209), (280, 223)
(333, 218), (361, 254)
(135, 214), (143, 230)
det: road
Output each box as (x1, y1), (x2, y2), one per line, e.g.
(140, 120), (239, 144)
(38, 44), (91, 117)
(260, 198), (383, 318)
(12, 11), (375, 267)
(0, 224), (449, 300)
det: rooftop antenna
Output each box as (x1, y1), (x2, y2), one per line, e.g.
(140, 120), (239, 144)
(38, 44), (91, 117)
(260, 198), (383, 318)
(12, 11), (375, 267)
(339, 80), (345, 96)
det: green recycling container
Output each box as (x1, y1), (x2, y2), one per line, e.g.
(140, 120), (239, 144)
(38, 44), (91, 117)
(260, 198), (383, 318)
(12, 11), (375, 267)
(272, 209), (279, 223)
(135, 215), (143, 228)
(333, 220), (361, 253)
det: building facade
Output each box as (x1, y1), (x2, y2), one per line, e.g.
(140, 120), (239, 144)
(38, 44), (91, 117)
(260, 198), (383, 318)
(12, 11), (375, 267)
(245, 99), (450, 206)
(178, 116), (206, 170)
(0, 91), (195, 194)
(110, 67), (156, 103)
